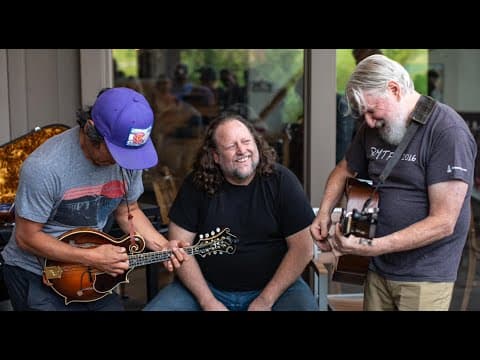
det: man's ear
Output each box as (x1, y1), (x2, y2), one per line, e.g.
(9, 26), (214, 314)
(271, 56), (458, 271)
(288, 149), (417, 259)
(84, 119), (103, 144)
(84, 119), (95, 135)
(387, 80), (401, 99)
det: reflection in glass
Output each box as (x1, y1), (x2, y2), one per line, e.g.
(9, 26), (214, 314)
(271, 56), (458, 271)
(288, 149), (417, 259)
(112, 49), (305, 188)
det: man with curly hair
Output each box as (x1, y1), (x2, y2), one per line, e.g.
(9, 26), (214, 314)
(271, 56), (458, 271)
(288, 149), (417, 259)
(144, 114), (318, 311)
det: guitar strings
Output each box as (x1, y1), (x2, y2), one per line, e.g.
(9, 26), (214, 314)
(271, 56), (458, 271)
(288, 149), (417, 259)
(53, 234), (232, 272)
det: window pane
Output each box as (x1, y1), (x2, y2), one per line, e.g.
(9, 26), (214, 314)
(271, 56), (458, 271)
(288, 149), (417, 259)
(112, 49), (305, 189)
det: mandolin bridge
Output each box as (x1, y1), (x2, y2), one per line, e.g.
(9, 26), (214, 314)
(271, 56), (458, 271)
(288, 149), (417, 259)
(44, 266), (63, 279)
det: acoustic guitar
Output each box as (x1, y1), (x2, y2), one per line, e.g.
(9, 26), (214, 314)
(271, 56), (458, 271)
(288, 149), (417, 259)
(43, 227), (237, 305)
(331, 178), (379, 285)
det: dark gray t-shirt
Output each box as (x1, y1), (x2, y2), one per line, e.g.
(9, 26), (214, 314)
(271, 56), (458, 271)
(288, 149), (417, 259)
(1, 127), (144, 275)
(346, 99), (477, 282)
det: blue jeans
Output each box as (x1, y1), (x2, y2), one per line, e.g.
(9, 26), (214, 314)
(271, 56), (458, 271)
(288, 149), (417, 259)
(143, 277), (318, 311)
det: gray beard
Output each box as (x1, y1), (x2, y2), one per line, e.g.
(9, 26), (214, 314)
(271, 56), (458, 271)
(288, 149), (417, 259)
(232, 168), (253, 180)
(379, 124), (407, 146)
(230, 158), (259, 180)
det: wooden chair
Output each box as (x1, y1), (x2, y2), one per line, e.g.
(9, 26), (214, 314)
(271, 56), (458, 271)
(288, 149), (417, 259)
(309, 249), (364, 311)
(460, 211), (478, 310)
(151, 166), (178, 226)
(309, 206), (364, 311)
(309, 250), (335, 311)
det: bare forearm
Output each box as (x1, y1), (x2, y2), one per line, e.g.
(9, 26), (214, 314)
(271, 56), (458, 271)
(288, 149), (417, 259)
(115, 205), (168, 250)
(176, 259), (218, 308)
(319, 160), (354, 216)
(375, 215), (458, 255)
(311, 161), (355, 248)
(345, 181), (468, 256)
(16, 217), (130, 275)
(257, 228), (313, 306)
(15, 217), (93, 264)
(168, 221), (219, 309)
(18, 230), (92, 264)
(375, 181), (467, 255)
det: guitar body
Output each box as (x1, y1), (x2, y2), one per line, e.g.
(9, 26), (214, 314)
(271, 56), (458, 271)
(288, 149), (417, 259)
(332, 178), (379, 285)
(43, 227), (145, 305)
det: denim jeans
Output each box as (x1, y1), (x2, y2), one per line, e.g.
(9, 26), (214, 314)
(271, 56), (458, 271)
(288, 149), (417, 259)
(143, 277), (318, 311)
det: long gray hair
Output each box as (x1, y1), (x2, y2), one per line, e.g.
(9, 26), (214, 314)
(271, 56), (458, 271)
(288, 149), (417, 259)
(346, 54), (415, 118)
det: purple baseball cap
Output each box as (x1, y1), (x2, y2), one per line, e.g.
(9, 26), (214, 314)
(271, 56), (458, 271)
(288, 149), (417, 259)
(91, 87), (158, 170)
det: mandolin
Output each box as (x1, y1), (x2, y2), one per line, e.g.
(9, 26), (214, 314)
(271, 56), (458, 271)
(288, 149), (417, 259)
(43, 227), (237, 305)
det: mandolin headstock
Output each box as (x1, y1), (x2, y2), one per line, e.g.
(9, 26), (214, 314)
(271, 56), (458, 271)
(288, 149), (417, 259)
(194, 227), (238, 257)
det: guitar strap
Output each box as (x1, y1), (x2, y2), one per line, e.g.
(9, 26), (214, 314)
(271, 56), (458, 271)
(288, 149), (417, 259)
(364, 95), (437, 208)
(121, 167), (137, 247)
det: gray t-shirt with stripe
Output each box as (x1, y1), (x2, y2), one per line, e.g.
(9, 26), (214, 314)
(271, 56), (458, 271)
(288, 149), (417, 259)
(1, 126), (143, 275)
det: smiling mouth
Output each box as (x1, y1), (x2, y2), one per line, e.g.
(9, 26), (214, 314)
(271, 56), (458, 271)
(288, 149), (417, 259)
(235, 155), (250, 163)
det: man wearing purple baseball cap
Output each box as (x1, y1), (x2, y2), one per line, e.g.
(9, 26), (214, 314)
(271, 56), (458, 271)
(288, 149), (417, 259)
(1, 87), (188, 311)
(91, 87), (158, 170)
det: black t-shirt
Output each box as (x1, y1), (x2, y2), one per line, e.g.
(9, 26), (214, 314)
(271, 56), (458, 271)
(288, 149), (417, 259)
(169, 163), (315, 291)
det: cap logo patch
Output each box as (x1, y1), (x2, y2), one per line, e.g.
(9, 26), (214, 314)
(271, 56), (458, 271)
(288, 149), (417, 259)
(126, 126), (152, 147)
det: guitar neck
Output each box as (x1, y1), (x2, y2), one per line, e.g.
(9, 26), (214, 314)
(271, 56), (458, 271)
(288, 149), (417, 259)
(128, 246), (197, 268)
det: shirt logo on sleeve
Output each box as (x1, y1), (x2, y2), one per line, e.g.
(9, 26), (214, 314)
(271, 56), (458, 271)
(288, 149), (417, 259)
(447, 165), (467, 173)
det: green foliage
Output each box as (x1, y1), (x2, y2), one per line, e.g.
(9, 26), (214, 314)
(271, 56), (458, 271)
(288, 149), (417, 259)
(413, 73), (427, 95)
(112, 49), (138, 77)
(181, 49), (303, 87)
(336, 49), (428, 95)
(181, 49), (249, 85)
(181, 49), (304, 125)
(336, 49), (356, 94)
(113, 49), (428, 100)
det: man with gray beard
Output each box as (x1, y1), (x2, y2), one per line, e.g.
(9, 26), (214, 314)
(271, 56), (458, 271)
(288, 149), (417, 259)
(310, 55), (476, 311)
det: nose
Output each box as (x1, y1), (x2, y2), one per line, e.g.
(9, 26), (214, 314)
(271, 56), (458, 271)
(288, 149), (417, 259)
(236, 143), (247, 154)
(363, 113), (376, 128)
